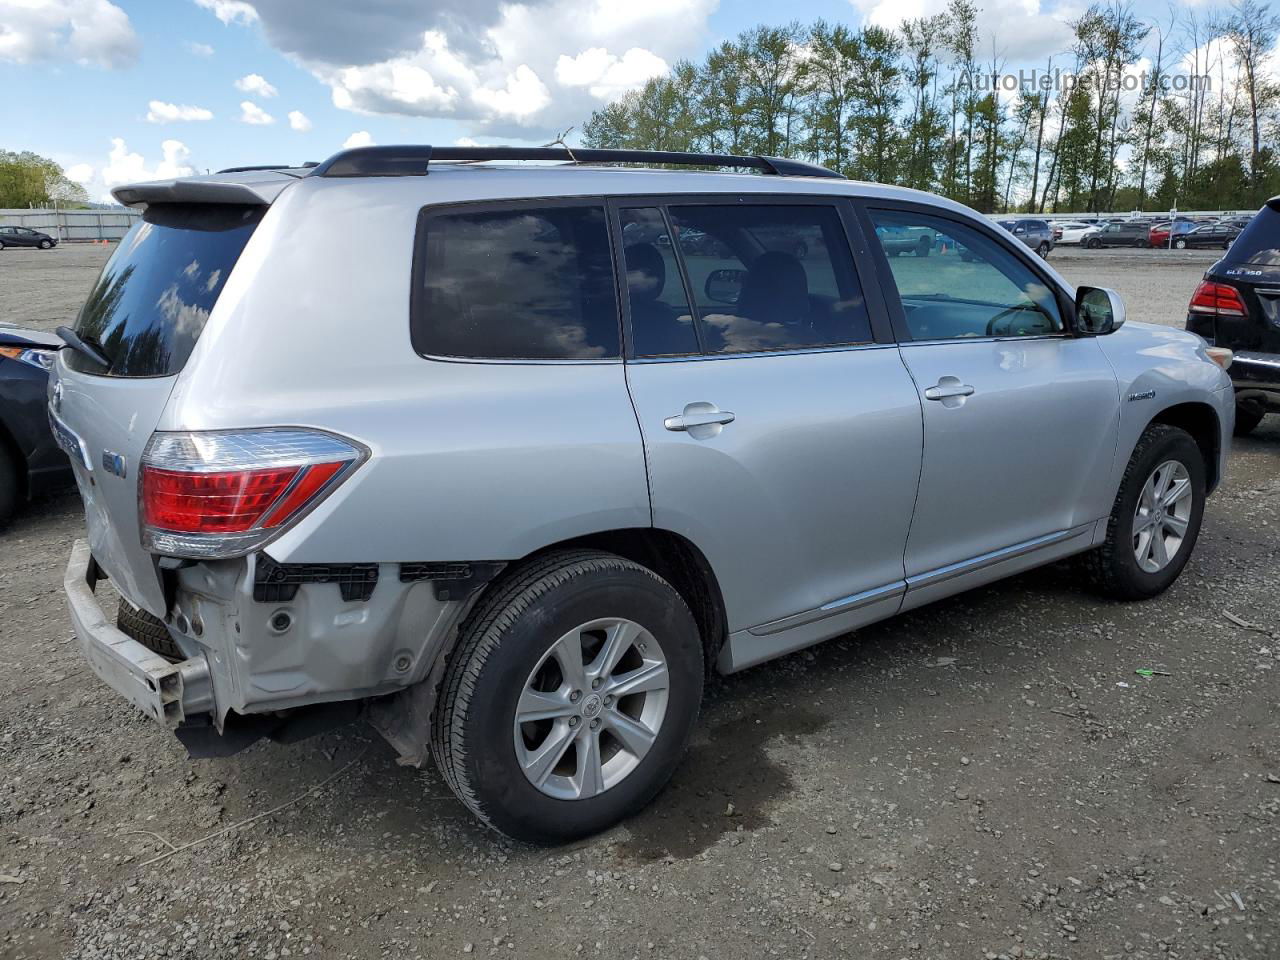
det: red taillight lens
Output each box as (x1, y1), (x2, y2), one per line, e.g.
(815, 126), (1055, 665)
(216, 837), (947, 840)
(140, 429), (366, 558)
(1188, 280), (1247, 316)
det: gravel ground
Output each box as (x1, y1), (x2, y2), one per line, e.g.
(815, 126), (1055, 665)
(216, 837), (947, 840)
(2, 243), (1279, 960)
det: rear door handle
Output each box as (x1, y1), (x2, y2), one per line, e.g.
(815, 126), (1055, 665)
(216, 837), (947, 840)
(665, 409), (736, 431)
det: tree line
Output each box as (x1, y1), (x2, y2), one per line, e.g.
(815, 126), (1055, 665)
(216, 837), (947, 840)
(581, 0), (1280, 213)
(0, 151), (89, 209)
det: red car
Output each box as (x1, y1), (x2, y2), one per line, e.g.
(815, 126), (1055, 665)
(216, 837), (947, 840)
(1148, 221), (1196, 247)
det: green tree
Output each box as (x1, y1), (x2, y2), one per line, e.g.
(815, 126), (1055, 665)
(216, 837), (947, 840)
(0, 150), (88, 208)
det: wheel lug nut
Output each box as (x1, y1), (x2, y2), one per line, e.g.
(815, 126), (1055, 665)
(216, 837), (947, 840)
(603, 695), (614, 707)
(589, 719), (600, 730)
(569, 717), (579, 727)
(570, 690), (581, 702)
(591, 678), (602, 690)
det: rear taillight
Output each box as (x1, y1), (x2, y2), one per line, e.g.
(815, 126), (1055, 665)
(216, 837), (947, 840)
(140, 428), (367, 558)
(1188, 280), (1247, 317)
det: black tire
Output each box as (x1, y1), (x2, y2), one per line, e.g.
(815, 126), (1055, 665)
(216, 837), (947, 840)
(118, 600), (183, 660)
(1036, 241), (1050, 258)
(916, 239), (931, 257)
(1135, 238), (1149, 248)
(38, 239), (52, 250)
(1234, 405), (1266, 436)
(1086, 237), (1101, 249)
(1223, 238), (1233, 250)
(431, 550), (704, 843)
(0, 443), (19, 529)
(1081, 424), (1206, 601)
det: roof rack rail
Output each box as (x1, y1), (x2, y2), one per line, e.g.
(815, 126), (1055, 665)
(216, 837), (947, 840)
(216, 163), (319, 174)
(307, 145), (844, 180)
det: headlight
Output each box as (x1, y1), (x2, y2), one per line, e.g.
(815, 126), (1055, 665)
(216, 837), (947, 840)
(0, 345), (57, 371)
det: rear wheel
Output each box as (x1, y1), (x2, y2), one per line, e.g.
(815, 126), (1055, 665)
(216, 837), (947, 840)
(431, 550), (704, 843)
(1086, 237), (1101, 249)
(916, 238), (931, 257)
(1174, 238), (1187, 249)
(1234, 405), (1266, 436)
(1082, 424), (1205, 600)
(1135, 238), (1149, 248)
(1036, 241), (1050, 258)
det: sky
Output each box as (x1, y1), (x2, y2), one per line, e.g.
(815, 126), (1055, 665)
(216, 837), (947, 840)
(1, 0), (1206, 203)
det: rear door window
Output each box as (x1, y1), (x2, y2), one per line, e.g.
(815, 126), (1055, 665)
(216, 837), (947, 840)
(413, 203), (619, 360)
(1222, 205), (1280, 267)
(69, 204), (263, 377)
(652, 203), (870, 355)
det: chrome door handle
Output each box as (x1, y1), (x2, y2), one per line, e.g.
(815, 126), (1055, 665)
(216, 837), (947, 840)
(665, 409), (736, 431)
(923, 380), (975, 401)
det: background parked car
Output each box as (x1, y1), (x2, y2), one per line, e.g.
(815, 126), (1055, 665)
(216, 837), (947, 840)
(1148, 221), (1197, 247)
(1053, 221), (1096, 245)
(875, 224), (936, 256)
(1185, 198), (1280, 435)
(1171, 223), (1241, 250)
(1082, 221), (1152, 248)
(0, 323), (69, 526)
(995, 218), (1054, 257)
(0, 226), (58, 249)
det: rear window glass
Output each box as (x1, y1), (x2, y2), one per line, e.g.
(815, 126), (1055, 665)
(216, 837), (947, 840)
(413, 204), (619, 360)
(1222, 206), (1280, 267)
(69, 204), (262, 377)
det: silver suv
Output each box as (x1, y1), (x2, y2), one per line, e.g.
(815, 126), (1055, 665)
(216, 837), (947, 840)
(52, 146), (1235, 843)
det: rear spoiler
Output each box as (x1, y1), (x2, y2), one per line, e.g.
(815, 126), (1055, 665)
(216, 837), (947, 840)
(111, 173), (300, 208)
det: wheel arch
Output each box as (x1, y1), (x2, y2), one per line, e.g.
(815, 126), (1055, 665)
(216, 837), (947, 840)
(515, 527), (729, 674)
(1146, 401), (1222, 492)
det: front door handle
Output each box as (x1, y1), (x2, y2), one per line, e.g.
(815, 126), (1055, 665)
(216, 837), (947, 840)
(923, 377), (975, 402)
(664, 402), (735, 439)
(665, 410), (736, 431)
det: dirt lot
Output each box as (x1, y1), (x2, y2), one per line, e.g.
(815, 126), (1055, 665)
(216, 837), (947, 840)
(2, 243), (1279, 960)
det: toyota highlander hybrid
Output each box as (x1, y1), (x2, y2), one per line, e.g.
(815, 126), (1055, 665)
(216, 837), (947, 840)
(52, 146), (1235, 842)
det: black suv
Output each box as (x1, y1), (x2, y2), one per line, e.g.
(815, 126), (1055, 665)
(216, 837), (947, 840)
(0, 226), (58, 249)
(0, 323), (69, 524)
(1185, 198), (1280, 435)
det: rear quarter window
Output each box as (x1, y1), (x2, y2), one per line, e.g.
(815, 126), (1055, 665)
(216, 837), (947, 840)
(1222, 205), (1280, 267)
(412, 202), (620, 360)
(69, 204), (263, 377)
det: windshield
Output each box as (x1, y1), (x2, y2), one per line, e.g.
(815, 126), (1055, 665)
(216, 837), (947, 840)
(68, 204), (263, 377)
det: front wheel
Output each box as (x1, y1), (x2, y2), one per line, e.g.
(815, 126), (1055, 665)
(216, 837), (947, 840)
(431, 550), (704, 843)
(38, 239), (52, 250)
(1086, 237), (1101, 249)
(916, 239), (931, 257)
(1036, 241), (1050, 258)
(1081, 424), (1206, 600)
(1174, 238), (1187, 249)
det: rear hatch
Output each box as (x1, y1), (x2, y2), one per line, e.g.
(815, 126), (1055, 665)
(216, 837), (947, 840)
(1197, 201), (1280, 354)
(52, 200), (266, 615)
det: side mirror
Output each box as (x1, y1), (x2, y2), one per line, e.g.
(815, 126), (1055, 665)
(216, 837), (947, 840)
(1075, 286), (1126, 336)
(705, 268), (746, 304)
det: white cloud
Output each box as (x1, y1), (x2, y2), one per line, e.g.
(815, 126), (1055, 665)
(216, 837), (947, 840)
(849, 0), (1073, 64)
(454, 136), (480, 146)
(235, 72), (277, 97)
(555, 47), (668, 99)
(223, 0), (715, 135)
(0, 0), (140, 69)
(194, 0), (257, 26)
(65, 163), (94, 184)
(239, 100), (274, 125)
(186, 41), (214, 56)
(342, 131), (374, 149)
(146, 100), (214, 123)
(470, 64), (551, 119)
(287, 109), (312, 131)
(101, 138), (195, 187)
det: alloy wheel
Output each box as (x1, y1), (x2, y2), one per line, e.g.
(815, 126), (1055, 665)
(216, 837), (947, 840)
(1132, 459), (1193, 573)
(514, 617), (670, 800)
